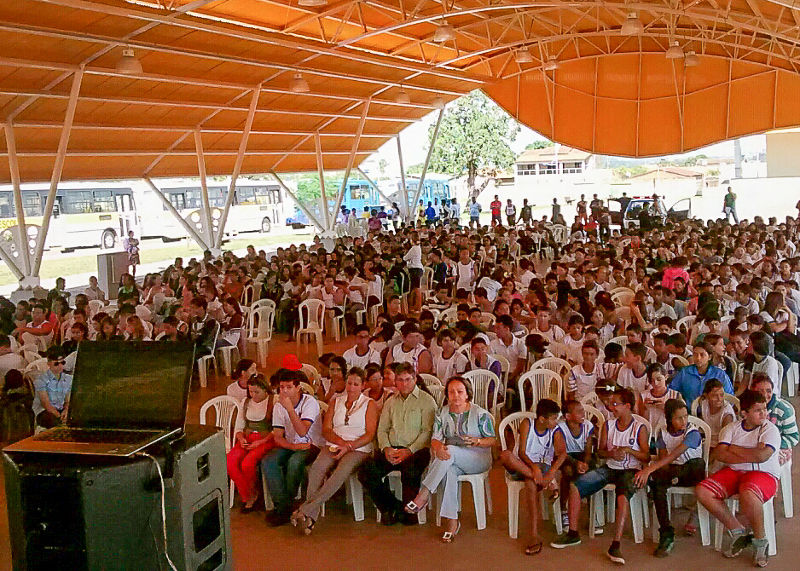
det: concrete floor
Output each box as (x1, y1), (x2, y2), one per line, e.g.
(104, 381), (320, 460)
(2, 334), (799, 570)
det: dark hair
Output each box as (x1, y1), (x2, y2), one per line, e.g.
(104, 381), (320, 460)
(536, 398), (561, 418)
(614, 387), (636, 409)
(664, 398), (688, 431)
(626, 342), (647, 360)
(443, 376), (472, 404)
(702, 378), (724, 395)
(247, 373), (270, 393)
(232, 359), (256, 380)
(749, 330), (772, 356)
(353, 324), (370, 336)
(739, 389), (766, 412)
(496, 314), (513, 329)
(189, 296), (208, 311)
(751, 372), (773, 389)
(604, 342), (623, 362)
(364, 363), (382, 381)
(3, 369), (25, 392)
(329, 356), (347, 375)
(393, 362), (415, 377)
(561, 398), (581, 416)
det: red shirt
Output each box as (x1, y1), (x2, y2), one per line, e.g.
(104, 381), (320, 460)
(490, 200), (501, 215)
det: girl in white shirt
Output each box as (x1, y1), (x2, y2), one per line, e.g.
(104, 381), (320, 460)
(637, 363), (681, 429)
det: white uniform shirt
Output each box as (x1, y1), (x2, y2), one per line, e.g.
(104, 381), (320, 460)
(718, 420), (781, 478)
(555, 419), (594, 454)
(272, 394), (320, 445)
(605, 416), (647, 470)
(343, 345), (382, 370)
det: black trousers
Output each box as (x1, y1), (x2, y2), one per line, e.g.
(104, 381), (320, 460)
(358, 448), (431, 515)
(649, 458), (705, 535)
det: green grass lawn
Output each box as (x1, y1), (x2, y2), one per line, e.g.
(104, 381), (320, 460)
(0, 232), (314, 287)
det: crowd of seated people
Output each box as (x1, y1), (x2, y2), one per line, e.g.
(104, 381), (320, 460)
(1, 202), (800, 567)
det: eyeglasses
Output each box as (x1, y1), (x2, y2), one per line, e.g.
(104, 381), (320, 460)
(52, 360), (66, 365)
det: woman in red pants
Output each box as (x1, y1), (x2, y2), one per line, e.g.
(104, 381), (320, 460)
(227, 374), (276, 512)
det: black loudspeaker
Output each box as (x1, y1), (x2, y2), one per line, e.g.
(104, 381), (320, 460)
(3, 425), (232, 571)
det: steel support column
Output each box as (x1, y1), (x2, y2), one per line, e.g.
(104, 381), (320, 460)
(4, 122), (31, 277)
(396, 136), (409, 221)
(33, 66), (84, 276)
(269, 170), (325, 231)
(215, 84), (261, 249)
(330, 98), (371, 230)
(143, 177), (210, 251)
(410, 107), (445, 210)
(313, 132), (331, 229)
(194, 129), (215, 249)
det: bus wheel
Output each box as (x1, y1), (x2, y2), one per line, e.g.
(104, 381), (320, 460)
(101, 229), (116, 249)
(261, 217), (271, 233)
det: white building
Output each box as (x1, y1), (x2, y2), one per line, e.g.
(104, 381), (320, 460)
(515, 146), (596, 180)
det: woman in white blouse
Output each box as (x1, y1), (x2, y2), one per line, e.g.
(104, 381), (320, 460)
(291, 367), (377, 534)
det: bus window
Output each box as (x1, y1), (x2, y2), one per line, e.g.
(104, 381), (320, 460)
(209, 187), (225, 208)
(252, 187), (269, 205)
(237, 187), (255, 204)
(23, 192), (42, 217)
(0, 192), (13, 218)
(93, 190), (116, 212)
(62, 190), (93, 214)
(168, 193), (186, 211)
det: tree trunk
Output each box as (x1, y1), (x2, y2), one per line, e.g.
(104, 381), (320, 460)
(467, 163), (476, 196)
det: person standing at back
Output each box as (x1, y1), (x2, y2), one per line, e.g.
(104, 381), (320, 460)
(505, 199), (517, 226)
(576, 194), (588, 224)
(723, 187), (738, 224)
(521, 198), (532, 226)
(490, 195), (502, 227)
(468, 198), (482, 228)
(551, 198), (561, 223)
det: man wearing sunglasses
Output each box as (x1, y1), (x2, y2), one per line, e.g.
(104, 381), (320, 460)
(32, 347), (72, 428)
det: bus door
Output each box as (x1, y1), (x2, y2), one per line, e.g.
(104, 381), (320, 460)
(116, 193), (137, 237)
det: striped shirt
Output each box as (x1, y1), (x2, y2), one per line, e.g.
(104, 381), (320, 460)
(767, 395), (799, 450)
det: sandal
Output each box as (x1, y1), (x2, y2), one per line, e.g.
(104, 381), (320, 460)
(441, 521), (461, 544)
(290, 511), (306, 528)
(404, 499), (428, 514)
(302, 516), (316, 536)
(525, 541), (543, 556)
(684, 521), (697, 536)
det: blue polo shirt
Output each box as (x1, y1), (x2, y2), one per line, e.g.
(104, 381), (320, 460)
(34, 369), (73, 414)
(669, 364), (732, 406)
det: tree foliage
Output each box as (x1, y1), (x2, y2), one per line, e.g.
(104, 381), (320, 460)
(525, 140), (554, 150)
(427, 90), (520, 197)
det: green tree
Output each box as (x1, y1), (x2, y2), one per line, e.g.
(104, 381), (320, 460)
(525, 140), (554, 150)
(427, 90), (520, 198)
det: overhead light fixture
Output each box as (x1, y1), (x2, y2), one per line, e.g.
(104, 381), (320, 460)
(543, 56), (560, 71)
(395, 88), (410, 104)
(433, 21), (456, 43)
(684, 51), (700, 67)
(514, 49), (533, 63)
(116, 48), (143, 75)
(666, 41), (684, 59)
(431, 95), (445, 109)
(290, 72), (310, 93)
(298, 0), (327, 6)
(620, 12), (644, 36)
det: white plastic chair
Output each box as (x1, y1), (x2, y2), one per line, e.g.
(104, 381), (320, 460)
(479, 312), (496, 329)
(690, 394), (740, 416)
(713, 496), (777, 556)
(300, 363), (321, 389)
(609, 287), (635, 298)
(677, 315), (696, 336)
(434, 466), (493, 531)
(216, 331), (241, 377)
(786, 362), (798, 398)
(498, 412), (561, 538)
(611, 290), (634, 307)
(427, 384), (445, 407)
(648, 416), (713, 546)
(530, 357), (571, 382)
(245, 306), (273, 367)
(604, 335), (629, 352)
(491, 354), (510, 388)
(88, 299), (104, 317)
(589, 414), (651, 543)
(463, 370), (501, 419)
(517, 369), (563, 411)
(197, 322), (220, 388)
(437, 306), (458, 326)
(251, 298), (276, 313)
(199, 395), (241, 508)
(419, 373), (442, 389)
(297, 299), (324, 356)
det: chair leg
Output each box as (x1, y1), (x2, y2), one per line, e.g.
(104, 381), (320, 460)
(484, 475), (493, 514)
(630, 490), (645, 544)
(697, 501), (711, 547)
(471, 480), (487, 530)
(763, 498), (777, 556)
(552, 496), (563, 535)
(781, 460), (793, 518)
(508, 486), (520, 538)
(347, 476), (364, 522)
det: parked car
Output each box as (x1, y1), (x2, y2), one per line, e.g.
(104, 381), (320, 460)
(607, 196), (692, 229)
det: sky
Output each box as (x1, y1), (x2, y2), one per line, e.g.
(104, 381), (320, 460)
(366, 105), (767, 178)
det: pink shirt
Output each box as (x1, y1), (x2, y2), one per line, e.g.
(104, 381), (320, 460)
(662, 266), (689, 290)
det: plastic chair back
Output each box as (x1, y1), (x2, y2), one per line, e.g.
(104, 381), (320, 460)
(199, 395), (241, 452)
(498, 411), (535, 453)
(518, 369), (563, 411)
(463, 369), (500, 414)
(298, 299), (325, 331)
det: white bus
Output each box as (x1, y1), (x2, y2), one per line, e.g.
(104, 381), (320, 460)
(0, 182), (137, 250)
(137, 179), (286, 241)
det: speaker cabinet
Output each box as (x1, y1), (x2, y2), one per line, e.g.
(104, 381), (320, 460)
(3, 425), (232, 571)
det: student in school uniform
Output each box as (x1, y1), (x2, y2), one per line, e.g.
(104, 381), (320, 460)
(552, 399), (597, 530)
(551, 387), (650, 565)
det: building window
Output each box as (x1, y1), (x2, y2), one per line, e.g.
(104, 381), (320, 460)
(516, 163), (536, 176)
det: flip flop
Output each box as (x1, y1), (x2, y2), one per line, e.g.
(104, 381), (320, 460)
(525, 541), (543, 556)
(441, 521), (461, 544)
(302, 517), (316, 536)
(290, 511), (306, 528)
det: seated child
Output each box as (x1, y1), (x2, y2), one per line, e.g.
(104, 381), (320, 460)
(637, 363), (681, 429)
(553, 399), (597, 529)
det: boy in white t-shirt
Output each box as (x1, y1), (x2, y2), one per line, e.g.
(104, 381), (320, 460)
(566, 341), (605, 400)
(696, 389), (781, 567)
(262, 370), (321, 526)
(617, 342), (649, 396)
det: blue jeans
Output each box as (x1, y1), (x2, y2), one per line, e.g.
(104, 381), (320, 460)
(261, 447), (314, 514)
(574, 465), (637, 500)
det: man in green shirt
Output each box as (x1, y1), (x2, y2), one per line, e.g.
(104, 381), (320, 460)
(723, 186), (738, 224)
(358, 362), (436, 525)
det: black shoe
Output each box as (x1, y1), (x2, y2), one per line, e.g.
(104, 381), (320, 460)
(607, 542), (625, 565)
(267, 510), (290, 527)
(380, 509), (398, 526)
(654, 533), (675, 558)
(400, 511), (418, 526)
(240, 503), (257, 514)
